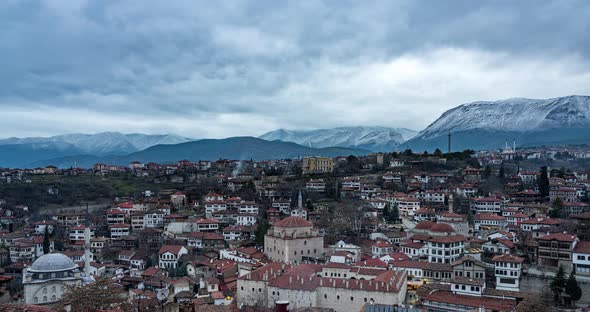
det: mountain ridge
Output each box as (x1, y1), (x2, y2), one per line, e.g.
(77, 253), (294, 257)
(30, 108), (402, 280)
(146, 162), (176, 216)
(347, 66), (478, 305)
(0, 132), (192, 156)
(406, 95), (590, 151)
(21, 136), (368, 169)
(259, 126), (418, 152)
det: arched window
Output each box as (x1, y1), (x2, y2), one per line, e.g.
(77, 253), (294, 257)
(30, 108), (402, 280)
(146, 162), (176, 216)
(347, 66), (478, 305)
(51, 286), (56, 293)
(33, 297), (38, 303)
(51, 295), (56, 301)
(43, 295), (47, 302)
(42, 288), (47, 294)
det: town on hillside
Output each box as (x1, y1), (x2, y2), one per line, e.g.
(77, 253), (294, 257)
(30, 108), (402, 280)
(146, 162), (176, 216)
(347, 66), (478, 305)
(0, 146), (589, 311)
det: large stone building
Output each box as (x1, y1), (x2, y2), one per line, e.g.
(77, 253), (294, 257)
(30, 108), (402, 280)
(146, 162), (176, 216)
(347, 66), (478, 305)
(302, 156), (334, 174)
(237, 262), (407, 311)
(264, 216), (324, 264)
(23, 253), (83, 305)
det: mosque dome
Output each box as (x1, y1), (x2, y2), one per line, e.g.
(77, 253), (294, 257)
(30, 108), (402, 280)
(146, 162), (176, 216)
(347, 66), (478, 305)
(29, 253), (78, 273)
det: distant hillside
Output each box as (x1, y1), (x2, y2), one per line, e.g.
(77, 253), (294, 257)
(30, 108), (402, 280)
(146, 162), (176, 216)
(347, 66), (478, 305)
(259, 126), (417, 152)
(24, 137), (368, 168)
(0, 142), (83, 168)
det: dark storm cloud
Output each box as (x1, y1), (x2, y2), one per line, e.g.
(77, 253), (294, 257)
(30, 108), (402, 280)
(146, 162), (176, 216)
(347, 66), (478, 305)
(1, 0), (590, 138)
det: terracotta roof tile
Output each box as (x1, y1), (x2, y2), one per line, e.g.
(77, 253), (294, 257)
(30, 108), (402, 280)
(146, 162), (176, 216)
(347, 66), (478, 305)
(274, 216), (313, 228)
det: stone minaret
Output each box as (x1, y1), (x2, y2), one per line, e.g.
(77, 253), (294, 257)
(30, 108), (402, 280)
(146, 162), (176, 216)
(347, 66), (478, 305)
(298, 190), (303, 209)
(448, 194), (454, 213)
(84, 226), (91, 276)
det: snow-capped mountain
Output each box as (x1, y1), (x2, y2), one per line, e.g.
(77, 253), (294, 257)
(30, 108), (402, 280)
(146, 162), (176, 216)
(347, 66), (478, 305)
(259, 126), (418, 152)
(0, 132), (192, 156)
(406, 95), (590, 151)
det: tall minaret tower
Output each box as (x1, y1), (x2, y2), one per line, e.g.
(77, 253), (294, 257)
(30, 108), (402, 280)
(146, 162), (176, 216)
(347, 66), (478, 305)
(448, 194), (454, 213)
(298, 190), (303, 209)
(83, 203), (91, 276)
(513, 139), (516, 153)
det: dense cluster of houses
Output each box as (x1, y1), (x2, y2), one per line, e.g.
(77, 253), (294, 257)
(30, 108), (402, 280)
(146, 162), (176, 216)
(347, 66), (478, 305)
(0, 147), (589, 311)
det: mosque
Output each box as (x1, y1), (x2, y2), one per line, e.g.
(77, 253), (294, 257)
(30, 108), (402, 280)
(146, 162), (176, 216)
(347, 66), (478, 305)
(22, 253), (83, 304)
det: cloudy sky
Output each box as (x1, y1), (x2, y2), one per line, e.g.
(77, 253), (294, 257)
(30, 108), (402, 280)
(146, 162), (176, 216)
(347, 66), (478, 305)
(2, 0), (590, 139)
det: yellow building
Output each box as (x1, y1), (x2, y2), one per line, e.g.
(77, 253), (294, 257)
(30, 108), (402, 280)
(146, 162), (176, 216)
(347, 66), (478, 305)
(302, 156), (334, 174)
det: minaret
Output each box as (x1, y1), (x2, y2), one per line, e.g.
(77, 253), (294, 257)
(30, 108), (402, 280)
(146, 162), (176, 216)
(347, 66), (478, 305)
(83, 202), (91, 276)
(448, 194), (454, 213)
(513, 140), (516, 153)
(298, 190), (303, 209)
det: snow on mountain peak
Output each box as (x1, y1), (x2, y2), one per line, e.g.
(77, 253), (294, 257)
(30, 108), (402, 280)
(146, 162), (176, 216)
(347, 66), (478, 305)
(417, 95), (590, 139)
(259, 126), (417, 152)
(0, 132), (193, 156)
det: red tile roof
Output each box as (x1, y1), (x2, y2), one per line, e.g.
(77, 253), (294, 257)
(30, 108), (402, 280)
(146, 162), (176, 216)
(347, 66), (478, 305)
(573, 241), (590, 254)
(274, 216), (313, 228)
(430, 223), (455, 233)
(195, 218), (220, 224)
(117, 202), (134, 209)
(493, 254), (525, 263)
(354, 258), (388, 268)
(427, 234), (466, 244)
(537, 232), (577, 242)
(422, 290), (517, 311)
(159, 245), (185, 255)
(189, 232), (224, 240)
(474, 213), (505, 221)
(372, 240), (393, 248)
(415, 221), (435, 230)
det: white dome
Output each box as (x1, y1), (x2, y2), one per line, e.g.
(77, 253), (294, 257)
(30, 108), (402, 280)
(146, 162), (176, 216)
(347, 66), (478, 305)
(29, 253), (78, 273)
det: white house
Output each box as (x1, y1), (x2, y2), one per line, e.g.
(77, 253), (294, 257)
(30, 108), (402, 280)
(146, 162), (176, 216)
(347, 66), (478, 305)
(573, 241), (590, 276)
(493, 254), (524, 291)
(159, 245), (189, 269)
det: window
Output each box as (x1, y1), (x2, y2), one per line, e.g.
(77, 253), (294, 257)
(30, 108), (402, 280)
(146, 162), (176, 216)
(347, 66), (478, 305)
(337, 295), (340, 300)
(324, 294), (327, 299)
(351, 296), (354, 301)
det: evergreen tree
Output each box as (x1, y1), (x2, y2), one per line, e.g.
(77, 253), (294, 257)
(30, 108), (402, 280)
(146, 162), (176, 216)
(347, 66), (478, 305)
(467, 210), (474, 225)
(43, 226), (50, 254)
(549, 198), (563, 218)
(550, 265), (567, 304)
(433, 148), (443, 157)
(403, 149), (413, 157)
(390, 203), (399, 223)
(483, 166), (492, 178)
(306, 200), (314, 211)
(255, 219), (271, 247)
(383, 204), (391, 221)
(565, 269), (582, 304)
(498, 165), (505, 178)
(538, 166), (550, 198)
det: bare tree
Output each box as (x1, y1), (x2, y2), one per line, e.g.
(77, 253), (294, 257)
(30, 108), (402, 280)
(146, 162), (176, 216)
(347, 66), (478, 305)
(55, 277), (132, 312)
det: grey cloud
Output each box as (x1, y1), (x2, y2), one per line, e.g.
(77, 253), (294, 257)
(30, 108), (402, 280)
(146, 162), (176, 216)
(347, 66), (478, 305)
(1, 0), (590, 138)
